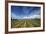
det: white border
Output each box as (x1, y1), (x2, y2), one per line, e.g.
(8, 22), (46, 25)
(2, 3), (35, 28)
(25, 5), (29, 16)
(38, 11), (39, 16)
(8, 3), (43, 32)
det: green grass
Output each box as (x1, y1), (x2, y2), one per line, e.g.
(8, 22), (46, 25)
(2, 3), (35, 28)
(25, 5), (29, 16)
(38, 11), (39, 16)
(11, 19), (41, 28)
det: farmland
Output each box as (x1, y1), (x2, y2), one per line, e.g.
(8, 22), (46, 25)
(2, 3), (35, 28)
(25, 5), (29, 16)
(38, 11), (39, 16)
(11, 19), (40, 28)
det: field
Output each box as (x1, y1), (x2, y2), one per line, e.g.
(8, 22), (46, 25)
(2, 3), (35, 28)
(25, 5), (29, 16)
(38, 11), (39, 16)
(11, 19), (41, 28)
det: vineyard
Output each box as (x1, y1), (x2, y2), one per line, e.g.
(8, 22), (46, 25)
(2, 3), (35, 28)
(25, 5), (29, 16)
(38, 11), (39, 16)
(11, 19), (40, 28)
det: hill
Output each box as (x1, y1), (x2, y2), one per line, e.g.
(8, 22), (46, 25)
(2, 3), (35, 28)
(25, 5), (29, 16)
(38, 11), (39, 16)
(11, 19), (40, 28)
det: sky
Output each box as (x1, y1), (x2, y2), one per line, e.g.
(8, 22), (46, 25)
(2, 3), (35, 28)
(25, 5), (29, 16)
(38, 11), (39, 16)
(11, 6), (41, 19)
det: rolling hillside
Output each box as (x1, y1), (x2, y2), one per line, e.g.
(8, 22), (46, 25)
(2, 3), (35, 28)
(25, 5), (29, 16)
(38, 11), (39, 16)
(11, 19), (40, 28)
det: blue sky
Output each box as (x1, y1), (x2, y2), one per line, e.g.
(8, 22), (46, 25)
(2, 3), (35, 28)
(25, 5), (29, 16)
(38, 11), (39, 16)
(11, 6), (41, 19)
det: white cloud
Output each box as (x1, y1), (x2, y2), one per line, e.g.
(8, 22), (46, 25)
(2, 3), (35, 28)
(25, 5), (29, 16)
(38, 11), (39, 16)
(11, 12), (22, 19)
(22, 7), (33, 14)
(23, 15), (40, 19)
(11, 12), (40, 19)
(11, 13), (16, 19)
